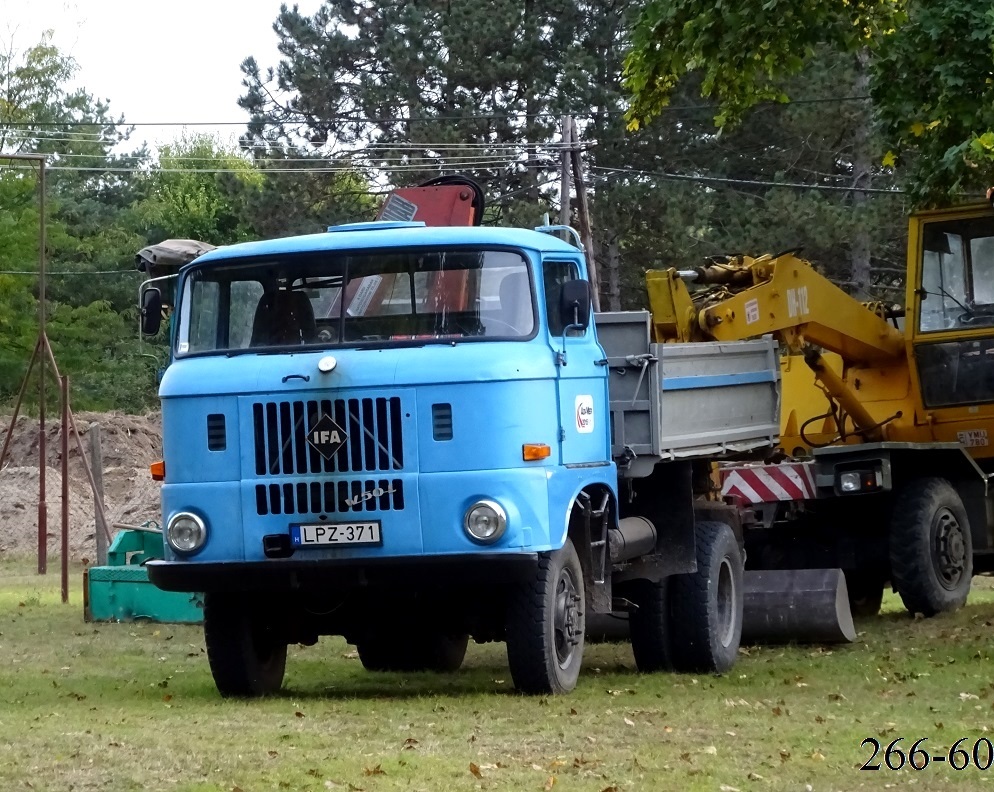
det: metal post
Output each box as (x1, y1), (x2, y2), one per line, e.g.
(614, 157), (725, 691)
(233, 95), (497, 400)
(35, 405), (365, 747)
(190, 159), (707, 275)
(91, 424), (107, 566)
(61, 374), (69, 603)
(37, 158), (48, 575)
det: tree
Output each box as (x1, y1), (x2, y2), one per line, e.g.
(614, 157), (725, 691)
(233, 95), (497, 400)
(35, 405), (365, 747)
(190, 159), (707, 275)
(623, 1), (994, 206)
(133, 133), (262, 245)
(0, 33), (157, 411)
(239, 0), (600, 206)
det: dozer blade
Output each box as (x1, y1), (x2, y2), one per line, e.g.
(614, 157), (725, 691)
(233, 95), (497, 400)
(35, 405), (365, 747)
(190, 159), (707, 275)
(741, 568), (856, 644)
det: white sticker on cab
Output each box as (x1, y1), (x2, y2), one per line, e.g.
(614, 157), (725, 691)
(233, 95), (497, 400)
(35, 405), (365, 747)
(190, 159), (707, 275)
(575, 395), (594, 434)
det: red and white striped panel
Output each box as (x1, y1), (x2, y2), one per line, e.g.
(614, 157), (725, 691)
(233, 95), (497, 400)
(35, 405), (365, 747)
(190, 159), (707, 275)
(720, 462), (817, 504)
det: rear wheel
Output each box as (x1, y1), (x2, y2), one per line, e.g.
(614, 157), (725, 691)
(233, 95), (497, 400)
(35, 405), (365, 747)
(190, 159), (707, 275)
(889, 477), (972, 616)
(629, 578), (673, 672)
(845, 570), (885, 618)
(204, 592), (288, 698)
(669, 521), (743, 674)
(506, 538), (585, 694)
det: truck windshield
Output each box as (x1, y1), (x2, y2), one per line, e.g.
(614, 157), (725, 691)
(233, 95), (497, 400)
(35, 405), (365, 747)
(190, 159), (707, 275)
(175, 248), (535, 355)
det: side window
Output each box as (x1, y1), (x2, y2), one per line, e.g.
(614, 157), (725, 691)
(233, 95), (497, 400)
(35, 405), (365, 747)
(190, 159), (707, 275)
(970, 236), (994, 304)
(544, 260), (580, 336)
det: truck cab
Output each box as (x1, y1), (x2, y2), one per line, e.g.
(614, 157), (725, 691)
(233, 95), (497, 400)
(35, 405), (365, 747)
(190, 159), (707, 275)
(146, 221), (617, 694)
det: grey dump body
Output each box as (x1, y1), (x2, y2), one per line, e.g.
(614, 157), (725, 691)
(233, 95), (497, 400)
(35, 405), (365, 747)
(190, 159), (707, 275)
(595, 311), (780, 477)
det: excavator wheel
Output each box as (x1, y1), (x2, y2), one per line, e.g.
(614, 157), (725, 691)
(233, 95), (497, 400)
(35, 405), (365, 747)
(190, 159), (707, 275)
(889, 477), (973, 617)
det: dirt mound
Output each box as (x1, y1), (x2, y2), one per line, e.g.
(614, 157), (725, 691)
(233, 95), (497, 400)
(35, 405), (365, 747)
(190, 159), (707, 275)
(0, 412), (163, 559)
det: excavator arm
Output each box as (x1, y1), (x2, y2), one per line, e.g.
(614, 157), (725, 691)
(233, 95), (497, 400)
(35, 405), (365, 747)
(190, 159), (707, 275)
(646, 253), (907, 442)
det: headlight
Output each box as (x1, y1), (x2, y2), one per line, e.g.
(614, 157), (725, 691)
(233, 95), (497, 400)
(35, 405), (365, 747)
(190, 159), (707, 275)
(839, 472), (861, 493)
(463, 500), (507, 544)
(166, 512), (207, 553)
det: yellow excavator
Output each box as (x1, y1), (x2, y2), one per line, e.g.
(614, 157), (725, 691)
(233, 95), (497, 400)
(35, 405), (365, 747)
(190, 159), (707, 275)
(646, 194), (994, 618)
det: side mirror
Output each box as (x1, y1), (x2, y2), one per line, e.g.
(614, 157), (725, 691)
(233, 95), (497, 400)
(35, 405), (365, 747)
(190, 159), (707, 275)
(559, 279), (591, 331)
(141, 287), (163, 336)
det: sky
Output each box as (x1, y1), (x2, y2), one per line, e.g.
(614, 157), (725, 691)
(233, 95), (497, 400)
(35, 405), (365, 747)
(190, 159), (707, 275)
(1, 0), (323, 151)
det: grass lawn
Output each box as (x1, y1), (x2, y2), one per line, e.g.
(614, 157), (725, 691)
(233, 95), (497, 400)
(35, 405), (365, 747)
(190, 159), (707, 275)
(3, 561), (994, 791)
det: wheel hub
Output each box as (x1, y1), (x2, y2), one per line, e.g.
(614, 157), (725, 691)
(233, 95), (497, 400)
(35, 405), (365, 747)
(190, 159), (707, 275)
(932, 507), (967, 590)
(554, 567), (581, 668)
(716, 557), (736, 647)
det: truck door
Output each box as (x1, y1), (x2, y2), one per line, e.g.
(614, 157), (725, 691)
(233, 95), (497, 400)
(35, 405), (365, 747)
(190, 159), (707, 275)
(909, 206), (994, 450)
(544, 260), (611, 466)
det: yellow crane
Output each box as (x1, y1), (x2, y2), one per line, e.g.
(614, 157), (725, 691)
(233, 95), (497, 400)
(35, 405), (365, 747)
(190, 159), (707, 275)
(645, 195), (994, 619)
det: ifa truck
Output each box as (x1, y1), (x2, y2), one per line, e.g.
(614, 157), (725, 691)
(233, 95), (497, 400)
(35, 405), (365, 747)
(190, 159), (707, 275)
(141, 182), (786, 696)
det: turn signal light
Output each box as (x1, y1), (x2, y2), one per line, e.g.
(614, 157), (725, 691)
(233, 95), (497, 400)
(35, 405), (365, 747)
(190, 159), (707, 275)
(522, 443), (551, 461)
(150, 460), (165, 481)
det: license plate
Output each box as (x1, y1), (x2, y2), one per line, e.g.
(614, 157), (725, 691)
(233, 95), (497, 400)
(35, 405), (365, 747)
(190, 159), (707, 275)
(290, 521), (382, 547)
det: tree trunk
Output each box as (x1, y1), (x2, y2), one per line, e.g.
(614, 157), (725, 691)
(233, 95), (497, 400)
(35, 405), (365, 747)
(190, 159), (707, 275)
(600, 233), (621, 312)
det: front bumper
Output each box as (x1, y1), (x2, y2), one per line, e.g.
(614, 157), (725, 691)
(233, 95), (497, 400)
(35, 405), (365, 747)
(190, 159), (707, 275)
(146, 552), (540, 593)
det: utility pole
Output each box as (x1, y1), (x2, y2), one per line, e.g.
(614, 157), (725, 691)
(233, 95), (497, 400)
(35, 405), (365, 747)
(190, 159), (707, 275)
(569, 117), (600, 311)
(559, 116), (571, 229)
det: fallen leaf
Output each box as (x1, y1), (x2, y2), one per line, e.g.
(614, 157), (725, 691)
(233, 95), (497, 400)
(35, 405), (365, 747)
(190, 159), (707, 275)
(469, 763), (483, 779)
(363, 765), (385, 777)
(623, 717), (635, 727)
(549, 760), (566, 770)
(295, 711), (305, 718)
(544, 776), (556, 791)
(719, 786), (740, 792)
(268, 750), (278, 758)
(811, 751), (826, 761)
(960, 692), (980, 701)
(748, 772), (764, 781)
(569, 708), (578, 716)
(703, 746), (717, 756)
(779, 750), (791, 763)
(403, 738), (418, 749)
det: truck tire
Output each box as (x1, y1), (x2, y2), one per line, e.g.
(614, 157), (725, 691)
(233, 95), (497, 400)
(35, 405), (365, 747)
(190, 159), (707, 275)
(845, 570), (885, 618)
(889, 477), (972, 616)
(669, 521), (743, 674)
(203, 592), (288, 698)
(357, 632), (469, 673)
(629, 578), (674, 672)
(506, 538), (585, 694)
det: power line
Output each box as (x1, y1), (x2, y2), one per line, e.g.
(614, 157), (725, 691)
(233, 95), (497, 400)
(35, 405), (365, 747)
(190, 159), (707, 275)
(0, 269), (138, 275)
(592, 165), (904, 195)
(0, 95), (873, 128)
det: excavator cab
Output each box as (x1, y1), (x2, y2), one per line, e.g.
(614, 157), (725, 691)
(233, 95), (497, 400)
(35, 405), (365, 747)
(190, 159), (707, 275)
(908, 203), (994, 446)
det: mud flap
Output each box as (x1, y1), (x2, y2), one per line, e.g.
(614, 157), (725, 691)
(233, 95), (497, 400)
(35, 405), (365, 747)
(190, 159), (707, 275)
(741, 568), (856, 644)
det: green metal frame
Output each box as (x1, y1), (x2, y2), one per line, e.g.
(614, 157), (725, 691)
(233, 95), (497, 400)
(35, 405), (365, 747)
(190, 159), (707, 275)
(84, 529), (203, 623)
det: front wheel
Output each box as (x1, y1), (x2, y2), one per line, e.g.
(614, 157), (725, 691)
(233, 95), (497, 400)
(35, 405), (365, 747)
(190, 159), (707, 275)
(506, 538), (585, 694)
(203, 592), (288, 698)
(889, 477), (973, 616)
(668, 521), (744, 674)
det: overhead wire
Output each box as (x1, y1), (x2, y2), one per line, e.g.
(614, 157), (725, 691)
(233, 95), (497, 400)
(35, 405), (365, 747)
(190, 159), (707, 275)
(0, 95), (873, 128)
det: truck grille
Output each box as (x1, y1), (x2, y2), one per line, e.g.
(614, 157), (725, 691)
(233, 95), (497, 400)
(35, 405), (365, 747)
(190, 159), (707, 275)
(256, 478), (405, 516)
(252, 397), (404, 476)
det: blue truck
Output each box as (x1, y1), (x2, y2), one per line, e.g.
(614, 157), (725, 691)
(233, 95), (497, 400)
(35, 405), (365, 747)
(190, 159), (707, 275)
(141, 189), (783, 696)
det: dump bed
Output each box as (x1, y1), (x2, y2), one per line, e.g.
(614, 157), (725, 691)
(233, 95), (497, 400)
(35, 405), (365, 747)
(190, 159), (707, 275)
(595, 311), (780, 476)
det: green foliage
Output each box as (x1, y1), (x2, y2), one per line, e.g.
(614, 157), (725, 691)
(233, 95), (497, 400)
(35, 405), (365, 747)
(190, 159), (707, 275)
(871, 2), (994, 203)
(133, 133), (262, 245)
(624, 0), (904, 129)
(624, 1), (994, 205)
